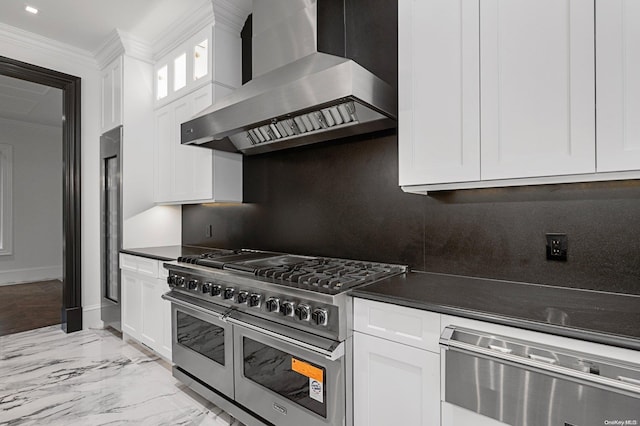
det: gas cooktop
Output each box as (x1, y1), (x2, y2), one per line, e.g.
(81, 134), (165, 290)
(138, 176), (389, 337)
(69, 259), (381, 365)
(165, 249), (407, 341)
(176, 249), (406, 294)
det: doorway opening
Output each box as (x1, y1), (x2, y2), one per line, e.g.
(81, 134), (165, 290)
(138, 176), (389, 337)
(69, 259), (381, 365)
(0, 56), (82, 334)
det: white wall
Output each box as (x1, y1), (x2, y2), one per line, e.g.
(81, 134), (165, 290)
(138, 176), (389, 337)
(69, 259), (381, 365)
(0, 23), (103, 328)
(0, 117), (63, 285)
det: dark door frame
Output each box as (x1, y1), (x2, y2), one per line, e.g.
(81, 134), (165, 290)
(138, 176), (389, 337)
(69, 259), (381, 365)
(0, 55), (82, 333)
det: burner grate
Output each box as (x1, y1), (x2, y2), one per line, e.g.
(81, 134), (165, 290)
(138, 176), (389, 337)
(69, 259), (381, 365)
(254, 258), (403, 291)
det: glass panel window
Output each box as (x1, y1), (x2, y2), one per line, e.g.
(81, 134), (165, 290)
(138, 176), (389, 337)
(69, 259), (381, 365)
(174, 53), (187, 91)
(157, 65), (168, 100)
(194, 39), (208, 80)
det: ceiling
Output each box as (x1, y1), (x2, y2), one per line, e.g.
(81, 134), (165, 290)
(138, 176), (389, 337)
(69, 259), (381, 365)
(0, 0), (206, 54)
(0, 75), (62, 127)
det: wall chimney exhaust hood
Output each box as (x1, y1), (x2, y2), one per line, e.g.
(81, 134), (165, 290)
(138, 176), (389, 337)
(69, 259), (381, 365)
(181, 0), (397, 155)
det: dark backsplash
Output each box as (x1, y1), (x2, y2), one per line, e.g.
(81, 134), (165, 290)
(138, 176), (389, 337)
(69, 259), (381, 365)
(182, 131), (640, 296)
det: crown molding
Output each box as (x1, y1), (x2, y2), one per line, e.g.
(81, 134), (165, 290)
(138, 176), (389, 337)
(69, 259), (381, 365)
(152, 0), (252, 62)
(152, 0), (214, 61)
(118, 31), (154, 64)
(212, 0), (252, 34)
(0, 23), (96, 70)
(94, 30), (123, 68)
(95, 29), (153, 69)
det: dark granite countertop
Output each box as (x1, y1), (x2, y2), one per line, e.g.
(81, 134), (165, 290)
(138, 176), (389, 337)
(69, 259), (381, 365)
(120, 245), (213, 261)
(351, 271), (640, 351)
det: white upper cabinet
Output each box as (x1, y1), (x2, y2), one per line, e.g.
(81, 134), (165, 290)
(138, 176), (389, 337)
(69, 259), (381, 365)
(153, 20), (244, 205)
(154, 29), (212, 107)
(100, 56), (123, 134)
(154, 84), (242, 204)
(398, 0), (480, 186)
(480, 0), (595, 180)
(154, 25), (241, 109)
(400, 0), (640, 193)
(596, 0), (640, 173)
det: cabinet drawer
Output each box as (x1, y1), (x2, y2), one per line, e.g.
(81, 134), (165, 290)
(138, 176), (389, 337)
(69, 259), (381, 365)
(119, 254), (159, 278)
(354, 298), (441, 353)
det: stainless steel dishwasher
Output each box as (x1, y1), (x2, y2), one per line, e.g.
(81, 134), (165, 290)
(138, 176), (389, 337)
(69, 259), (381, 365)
(440, 326), (640, 426)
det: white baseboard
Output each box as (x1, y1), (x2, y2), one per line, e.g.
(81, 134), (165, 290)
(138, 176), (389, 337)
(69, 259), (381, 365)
(0, 266), (63, 286)
(82, 304), (104, 330)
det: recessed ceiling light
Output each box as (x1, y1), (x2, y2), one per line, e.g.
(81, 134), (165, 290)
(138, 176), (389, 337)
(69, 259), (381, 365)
(25, 5), (38, 14)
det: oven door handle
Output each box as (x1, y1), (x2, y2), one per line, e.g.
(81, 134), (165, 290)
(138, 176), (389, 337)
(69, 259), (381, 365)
(162, 292), (227, 320)
(227, 317), (345, 361)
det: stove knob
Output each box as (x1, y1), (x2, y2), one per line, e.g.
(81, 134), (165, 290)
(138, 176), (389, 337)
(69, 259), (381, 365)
(237, 291), (249, 304)
(294, 304), (311, 321)
(280, 301), (295, 317)
(167, 275), (176, 285)
(223, 287), (235, 300)
(248, 293), (261, 308)
(265, 297), (280, 312)
(311, 308), (328, 326)
(187, 279), (199, 291)
(176, 277), (186, 288)
(210, 284), (222, 296)
(201, 282), (212, 294)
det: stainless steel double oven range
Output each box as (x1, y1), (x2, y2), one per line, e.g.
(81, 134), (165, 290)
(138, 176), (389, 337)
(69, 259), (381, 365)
(162, 249), (405, 426)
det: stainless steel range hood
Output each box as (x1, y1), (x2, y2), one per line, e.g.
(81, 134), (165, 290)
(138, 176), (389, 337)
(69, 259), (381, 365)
(181, 0), (397, 155)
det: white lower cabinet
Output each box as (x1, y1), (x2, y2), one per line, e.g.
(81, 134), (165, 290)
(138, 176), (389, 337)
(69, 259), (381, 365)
(121, 271), (142, 339)
(353, 300), (640, 426)
(140, 277), (163, 350)
(353, 298), (441, 426)
(120, 254), (172, 360)
(353, 332), (440, 426)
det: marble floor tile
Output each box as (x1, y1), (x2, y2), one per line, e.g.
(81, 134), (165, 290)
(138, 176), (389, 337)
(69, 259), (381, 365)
(0, 326), (245, 426)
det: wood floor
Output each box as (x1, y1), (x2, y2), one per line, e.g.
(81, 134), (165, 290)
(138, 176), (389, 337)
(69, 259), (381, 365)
(0, 280), (62, 337)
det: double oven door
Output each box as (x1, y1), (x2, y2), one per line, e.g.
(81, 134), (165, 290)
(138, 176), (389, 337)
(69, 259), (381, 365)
(168, 293), (345, 426)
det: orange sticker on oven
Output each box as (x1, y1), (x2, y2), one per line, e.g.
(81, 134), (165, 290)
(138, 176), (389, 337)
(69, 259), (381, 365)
(291, 358), (323, 383)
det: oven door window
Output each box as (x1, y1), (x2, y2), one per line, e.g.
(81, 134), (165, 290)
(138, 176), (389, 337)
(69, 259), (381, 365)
(242, 336), (327, 418)
(176, 311), (225, 366)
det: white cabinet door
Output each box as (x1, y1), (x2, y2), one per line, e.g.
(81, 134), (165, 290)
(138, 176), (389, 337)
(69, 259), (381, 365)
(121, 270), (141, 340)
(154, 86), (211, 203)
(171, 87), (214, 201)
(480, 0), (595, 180)
(153, 85), (241, 204)
(100, 57), (123, 134)
(140, 276), (163, 351)
(159, 284), (173, 360)
(120, 256), (172, 360)
(596, 0), (640, 172)
(398, 0), (480, 186)
(353, 332), (440, 426)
